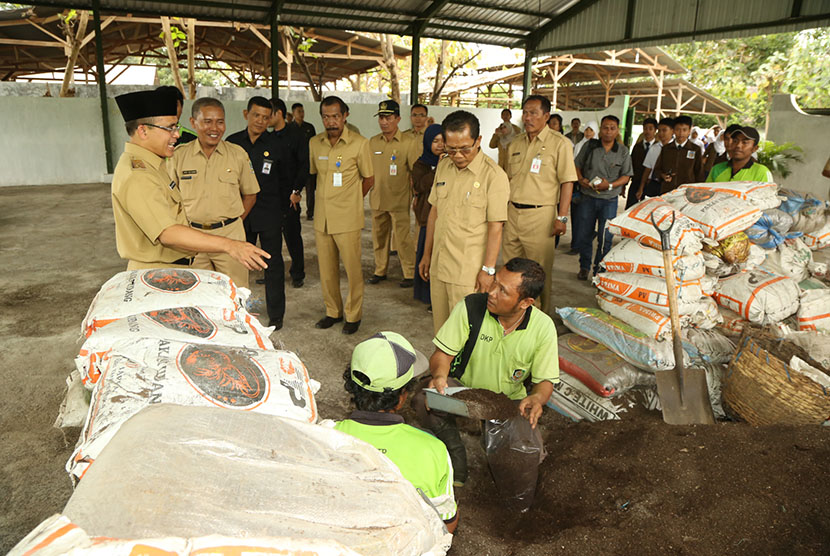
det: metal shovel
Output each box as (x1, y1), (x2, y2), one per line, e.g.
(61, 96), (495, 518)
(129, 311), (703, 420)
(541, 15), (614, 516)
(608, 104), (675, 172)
(651, 211), (715, 425)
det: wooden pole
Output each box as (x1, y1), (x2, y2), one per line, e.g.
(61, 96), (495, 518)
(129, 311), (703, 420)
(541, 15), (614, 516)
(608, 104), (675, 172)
(186, 18), (196, 99)
(160, 16), (185, 95)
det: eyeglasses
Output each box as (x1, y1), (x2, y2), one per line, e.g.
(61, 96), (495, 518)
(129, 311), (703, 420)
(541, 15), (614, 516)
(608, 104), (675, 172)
(444, 145), (476, 156)
(143, 122), (180, 134)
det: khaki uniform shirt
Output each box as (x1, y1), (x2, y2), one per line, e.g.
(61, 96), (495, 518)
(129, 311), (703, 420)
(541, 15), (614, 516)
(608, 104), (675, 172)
(111, 142), (192, 264)
(506, 126), (577, 206)
(428, 150), (509, 286)
(168, 140), (259, 224)
(489, 123), (522, 170)
(309, 126), (374, 235)
(403, 128), (425, 142)
(369, 130), (420, 212)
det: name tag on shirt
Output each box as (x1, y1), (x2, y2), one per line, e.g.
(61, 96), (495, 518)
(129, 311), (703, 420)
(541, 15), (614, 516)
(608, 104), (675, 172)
(390, 164), (397, 176)
(686, 150), (696, 159)
(435, 181), (446, 187)
(318, 156), (329, 160)
(530, 156), (542, 174)
(333, 172), (342, 187)
(168, 181), (176, 190)
(262, 159), (272, 174)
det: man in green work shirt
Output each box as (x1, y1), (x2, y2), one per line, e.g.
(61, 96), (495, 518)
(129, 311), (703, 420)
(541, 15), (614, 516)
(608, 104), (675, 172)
(335, 331), (458, 532)
(416, 257), (558, 484)
(706, 126), (773, 183)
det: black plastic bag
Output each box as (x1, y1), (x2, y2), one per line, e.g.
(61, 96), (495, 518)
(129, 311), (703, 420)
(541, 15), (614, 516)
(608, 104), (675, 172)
(483, 416), (546, 512)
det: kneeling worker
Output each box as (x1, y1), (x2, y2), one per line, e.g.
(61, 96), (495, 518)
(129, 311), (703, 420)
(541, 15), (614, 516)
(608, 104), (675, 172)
(111, 89), (269, 271)
(335, 332), (458, 533)
(416, 258), (558, 485)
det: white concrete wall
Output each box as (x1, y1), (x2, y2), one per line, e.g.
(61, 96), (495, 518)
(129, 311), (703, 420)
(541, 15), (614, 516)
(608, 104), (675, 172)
(0, 92), (626, 187)
(767, 94), (830, 201)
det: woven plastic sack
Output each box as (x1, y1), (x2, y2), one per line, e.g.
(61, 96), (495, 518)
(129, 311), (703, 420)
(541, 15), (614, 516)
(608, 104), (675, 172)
(712, 269), (799, 325)
(606, 197), (704, 255)
(76, 307), (273, 389)
(599, 239), (705, 281)
(715, 307), (748, 338)
(62, 404), (451, 556)
(556, 307), (689, 371)
(772, 325), (830, 371)
(662, 187), (761, 242)
(745, 209), (800, 249)
(760, 237), (813, 282)
(8, 517), (388, 556)
(546, 372), (632, 422)
(802, 220), (830, 250)
(596, 292), (720, 340)
(557, 332), (655, 396)
(593, 272), (705, 316)
(82, 269), (249, 336)
(797, 289), (830, 332)
(686, 329), (735, 365)
(68, 340), (317, 481)
(677, 181), (780, 210)
(790, 201), (828, 234)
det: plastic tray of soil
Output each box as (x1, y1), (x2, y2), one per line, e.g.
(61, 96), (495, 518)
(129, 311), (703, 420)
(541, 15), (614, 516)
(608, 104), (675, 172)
(425, 387), (519, 420)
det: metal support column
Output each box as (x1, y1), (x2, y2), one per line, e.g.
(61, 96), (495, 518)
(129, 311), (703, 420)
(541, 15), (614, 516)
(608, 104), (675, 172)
(522, 48), (533, 103)
(270, 15), (279, 98)
(92, 0), (113, 173)
(410, 33), (420, 105)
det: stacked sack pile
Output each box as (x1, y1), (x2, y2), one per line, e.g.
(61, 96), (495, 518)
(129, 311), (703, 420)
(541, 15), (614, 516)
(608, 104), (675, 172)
(554, 181), (830, 422)
(24, 268), (451, 556)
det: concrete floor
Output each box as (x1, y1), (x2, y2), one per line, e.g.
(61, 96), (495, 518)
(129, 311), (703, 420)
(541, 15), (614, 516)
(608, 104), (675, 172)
(0, 182), (599, 551)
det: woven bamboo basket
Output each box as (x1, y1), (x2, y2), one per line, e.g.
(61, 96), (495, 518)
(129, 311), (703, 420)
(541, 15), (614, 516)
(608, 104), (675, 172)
(723, 327), (830, 426)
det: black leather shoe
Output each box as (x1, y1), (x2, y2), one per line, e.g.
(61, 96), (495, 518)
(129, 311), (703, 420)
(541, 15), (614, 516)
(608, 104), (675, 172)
(307, 213), (314, 221)
(389, 250), (398, 256)
(577, 269), (589, 280)
(315, 315), (343, 329)
(367, 274), (387, 284)
(292, 278), (304, 288)
(342, 320), (361, 335)
(255, 278), (266, 284)
(399, 278), (413, 288)
(269, 318), (283, 330)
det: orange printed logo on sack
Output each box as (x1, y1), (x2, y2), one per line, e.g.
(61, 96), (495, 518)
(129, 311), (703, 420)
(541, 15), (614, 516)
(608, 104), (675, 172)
(128, 544), (178, 556)
(684, 188), (715, 203)
(141, 269), (200, 292)
(177, 345), (270, 409)
(146, 307), (217, 339)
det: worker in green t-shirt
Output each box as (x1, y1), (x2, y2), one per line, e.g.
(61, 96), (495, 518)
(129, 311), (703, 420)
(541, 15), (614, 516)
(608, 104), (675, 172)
(335, 331), (459, 533)
(414, 257), (559, 485)
(706, 126), (773, 183)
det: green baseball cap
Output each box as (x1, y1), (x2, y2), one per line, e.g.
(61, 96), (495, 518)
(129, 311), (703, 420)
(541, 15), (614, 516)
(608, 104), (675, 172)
(350, 332), (420, 392)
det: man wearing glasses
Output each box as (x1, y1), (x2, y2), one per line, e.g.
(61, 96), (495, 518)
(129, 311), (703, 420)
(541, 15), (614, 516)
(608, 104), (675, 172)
(111, 89), (269, 272)
(418, 110), (509, 334)
(403, 103), (429, 141)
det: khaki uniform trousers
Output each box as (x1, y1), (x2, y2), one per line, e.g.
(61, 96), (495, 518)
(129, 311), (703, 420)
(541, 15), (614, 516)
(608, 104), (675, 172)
(430, 276), (475, 335)
(372, 209), (415, 279)
(126, 260), (191, 270)
(316, 229), (363, 322)
(190, 218), (249, 288)
(502, 203), (557, 313)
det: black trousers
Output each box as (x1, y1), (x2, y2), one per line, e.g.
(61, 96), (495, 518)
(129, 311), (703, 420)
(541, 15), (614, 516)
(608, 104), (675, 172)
(282, 202), (305, 281)
(246, 223), (285, 322)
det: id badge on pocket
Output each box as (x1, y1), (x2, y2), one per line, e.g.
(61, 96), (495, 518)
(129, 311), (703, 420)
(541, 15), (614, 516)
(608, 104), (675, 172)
(686, 150), (696, 160)
(333, 172), (343, 187)
(262, 159), (272, 175)
(389, 164), (397, 176)
(530, 156), (542, 174)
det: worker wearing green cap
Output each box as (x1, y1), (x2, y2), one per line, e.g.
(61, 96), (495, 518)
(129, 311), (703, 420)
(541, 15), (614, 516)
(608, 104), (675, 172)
(335, 331), (459, 533)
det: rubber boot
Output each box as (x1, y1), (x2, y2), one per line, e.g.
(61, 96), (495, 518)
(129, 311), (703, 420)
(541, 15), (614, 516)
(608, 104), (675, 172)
(431, 417), (468, 486)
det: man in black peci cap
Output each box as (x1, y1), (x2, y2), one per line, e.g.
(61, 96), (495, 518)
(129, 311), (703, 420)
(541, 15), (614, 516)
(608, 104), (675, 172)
(111, 88), (270, 271)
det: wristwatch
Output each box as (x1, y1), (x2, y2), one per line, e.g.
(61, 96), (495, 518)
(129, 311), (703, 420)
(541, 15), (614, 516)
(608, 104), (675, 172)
(481, 265), (496, 276)
(291, 189), (301, 196)
(556, 216), (569, 223)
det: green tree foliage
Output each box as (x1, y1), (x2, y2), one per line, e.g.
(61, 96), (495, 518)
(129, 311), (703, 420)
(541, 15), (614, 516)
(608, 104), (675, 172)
(666, 29), (830, 129)
(757, 140), (804, 179)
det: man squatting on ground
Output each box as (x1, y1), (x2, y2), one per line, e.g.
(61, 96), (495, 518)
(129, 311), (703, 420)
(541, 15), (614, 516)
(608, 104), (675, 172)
(110, 88), (269, 273)
(167, 97), (259, 289)
(414, 258), (559, 486)
(334, 331), (459, 533)
(419, 110), (510, 335)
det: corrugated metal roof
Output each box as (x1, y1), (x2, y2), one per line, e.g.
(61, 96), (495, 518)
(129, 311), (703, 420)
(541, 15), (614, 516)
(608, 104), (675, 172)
(13, 0), (830, 49)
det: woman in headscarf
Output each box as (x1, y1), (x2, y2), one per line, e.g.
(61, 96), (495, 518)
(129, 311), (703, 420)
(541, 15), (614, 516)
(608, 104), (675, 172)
(411, 123), (444, 307)
(572, 120), (597, 159)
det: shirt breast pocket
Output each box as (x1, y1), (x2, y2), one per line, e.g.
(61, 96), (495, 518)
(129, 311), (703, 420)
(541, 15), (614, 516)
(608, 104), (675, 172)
(507, 357), (531, 384)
